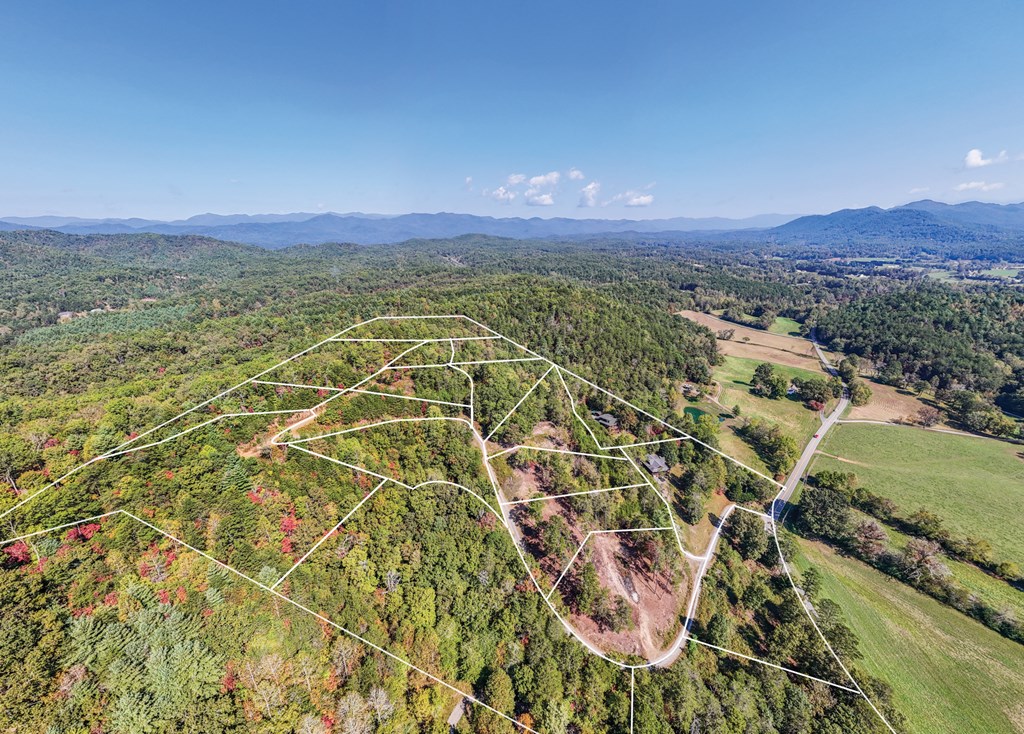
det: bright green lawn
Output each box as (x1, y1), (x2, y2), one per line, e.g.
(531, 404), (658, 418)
(715, 355), (825, 448)
(767, 316), (803, 336)
(811, 424), (1024, 564)
(849, 508), (1024, 622)
(794, 538), (1024, 734)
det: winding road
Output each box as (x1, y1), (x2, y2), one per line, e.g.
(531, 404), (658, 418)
(772, 329), (847, 520)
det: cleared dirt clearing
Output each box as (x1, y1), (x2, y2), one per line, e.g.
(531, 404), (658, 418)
(678, 310), (826, 371)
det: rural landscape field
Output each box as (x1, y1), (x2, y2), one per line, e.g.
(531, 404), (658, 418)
(2, 2), (1023, 732)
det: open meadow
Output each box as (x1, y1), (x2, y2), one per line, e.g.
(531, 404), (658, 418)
(716, 355), (826, 444)
(811, 423), (1024, 565)
(678, 310), (827, 370)
(795, 538), (1024, 734)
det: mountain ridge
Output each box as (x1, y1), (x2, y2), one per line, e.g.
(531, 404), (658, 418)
(2, 200), (1023, 250)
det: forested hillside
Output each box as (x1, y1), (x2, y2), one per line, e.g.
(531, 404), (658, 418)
(3, 229), (1021, 732)
(816, 286), (1024, 425)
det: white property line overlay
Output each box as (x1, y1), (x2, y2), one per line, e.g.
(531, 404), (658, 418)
(501, 483), (648, 506)
(271, 477), (391, 590)
(329, 335), (502, 343)
(546, 526), (674, 601)
(253, 380), (471, 409)
(490, 445), (629, 462)
(484, 364), (555, 441)
(0, 314), (896, 733)
(689, 638), (861, 694)
(460, 313), (896, 732)
(4, 510), (538, 734)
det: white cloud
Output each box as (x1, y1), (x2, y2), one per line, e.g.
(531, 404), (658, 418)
(525, 190), (555, 206)
(908, 186), (930, 194)
(507, 173), (526, 186)
(964, 148), (1008, 168)
(489, 186), (517, 203)
(625, 193), (654, 207)
(578, 181), (601, 207)
(954, 181), (1004, 192)
(607, 189), (654, 207)
(529, 171), (561, 187)
(568, 167), (585, 181)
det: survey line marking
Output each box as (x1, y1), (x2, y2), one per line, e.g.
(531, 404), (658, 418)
(1, 314), (898, 733)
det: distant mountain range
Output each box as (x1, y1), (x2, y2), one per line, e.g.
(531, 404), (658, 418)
(0, 211), (796, 247)
(2, 201), (1023, 251)
(769, 200), (1024, 246)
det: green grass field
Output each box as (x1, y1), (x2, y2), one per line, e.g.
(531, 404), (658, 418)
(794, 538), (1024, 734)
(980, 267), (1021, 278)
(849, 508), (1024, 623)
(811, 424), (1024, 565)
(767, 316), (803, 336)
(715, 355), (825, 447)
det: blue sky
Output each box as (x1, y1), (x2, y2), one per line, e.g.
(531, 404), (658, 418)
(2, 1), (1022, 219)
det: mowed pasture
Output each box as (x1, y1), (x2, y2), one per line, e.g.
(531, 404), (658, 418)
(716, 355), (826, 447)
(812, 423), (1024, 565)
(849, 507), (1024, 623)
(678, 310), (826, 371)
(844, 379), (942, 425)
(795, 538), (1024, 734)
(766, 315), (803, 336)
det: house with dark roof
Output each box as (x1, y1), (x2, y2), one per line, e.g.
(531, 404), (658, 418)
(589, 410), (618, 429)
(642, 453), (669, 474)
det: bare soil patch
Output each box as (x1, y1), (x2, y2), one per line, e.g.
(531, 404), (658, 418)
(508, 500), (584, 593)
(845, 380), (943, 425)
(567, 533), (687, 661)
(678, 310), (824, 371)
(525, 420), (571, 449)
(814, 451), (870, 467)
(504, 460), (545, 502)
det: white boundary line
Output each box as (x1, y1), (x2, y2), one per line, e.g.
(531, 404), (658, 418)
(117, 509), (539, 734)
(328, 335), (501, 343)
(1, 314), (898, 733)
(348, 387), (470, 409)
(494, 445), (629, 462)
(271, 478), (390, 589)
(1, 507), (538, 733)
(452, 356), (547, 366)
(0, 408), (309, 524)
(484, 364), (555, 441)
(501, 483), (647, 506)
(689, 638), (862, 694)
(547, 526), (672, 601)
(554, 366), (605, 451)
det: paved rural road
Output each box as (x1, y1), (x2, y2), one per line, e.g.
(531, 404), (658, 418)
(772, 329), (846, 520)
(773, 393), (849, 519)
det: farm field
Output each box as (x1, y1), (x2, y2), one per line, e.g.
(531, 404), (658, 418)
(811, 423), (1024, 566)
(850, 508), (1024, 623)
(794, 538), (1024, 734)
(678, 309), (827, 371)
(766, 315), (803, 336)
(715, 355), (826, 447)
(844, 379), (942, 425)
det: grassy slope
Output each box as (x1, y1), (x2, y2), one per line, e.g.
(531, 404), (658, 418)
(811, 424), (1024, 564)
(795, 539), (1024, 734)
(853, 507), (1024, 623)
(715, 354), (825, 444)
(767, 316), (803, 336)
